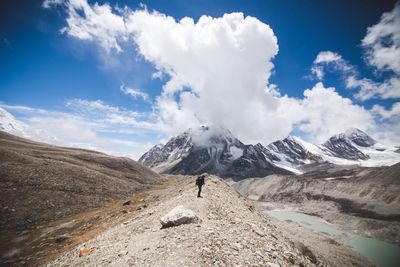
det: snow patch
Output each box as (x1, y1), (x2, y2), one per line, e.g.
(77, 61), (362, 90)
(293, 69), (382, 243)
(230, 146), (243, 160)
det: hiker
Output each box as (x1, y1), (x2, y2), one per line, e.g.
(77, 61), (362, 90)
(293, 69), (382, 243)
(196, 174), (205, 198)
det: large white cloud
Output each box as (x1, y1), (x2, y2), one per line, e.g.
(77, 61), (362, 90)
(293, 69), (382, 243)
(43, 0), (386, 146)
(125, 10), (285, 144)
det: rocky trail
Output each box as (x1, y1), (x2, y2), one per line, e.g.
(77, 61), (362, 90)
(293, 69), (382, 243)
(46, 175), (317, 267)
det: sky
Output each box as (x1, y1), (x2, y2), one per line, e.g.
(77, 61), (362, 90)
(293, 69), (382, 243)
(0, 0), (399, 159)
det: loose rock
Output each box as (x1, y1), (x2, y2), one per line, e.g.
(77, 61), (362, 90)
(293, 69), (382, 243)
(160, 205), (200, 228)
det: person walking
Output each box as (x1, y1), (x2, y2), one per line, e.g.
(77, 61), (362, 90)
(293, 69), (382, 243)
(195, 174), (205, 198)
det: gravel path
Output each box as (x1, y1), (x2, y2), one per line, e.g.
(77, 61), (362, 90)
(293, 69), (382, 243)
(46, 175), (315, 266)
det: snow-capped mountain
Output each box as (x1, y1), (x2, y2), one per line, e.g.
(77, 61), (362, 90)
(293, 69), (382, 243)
(0, 107), (57, 144)
(0, 107), (30, 137)
(264, 128), (400, 173)
(321, 128), (371, 160)
(140, 127), (400, 177)
(265, 136), (325, 173)
(139, 126), (292, 180)
(319, 128), (400, 167)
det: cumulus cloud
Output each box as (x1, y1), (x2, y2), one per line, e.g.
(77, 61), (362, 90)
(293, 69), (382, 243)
(311, 51), (355, 80)
(124, 10), (283, 143)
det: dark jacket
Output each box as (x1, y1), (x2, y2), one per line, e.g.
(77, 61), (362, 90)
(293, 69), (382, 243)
(196, 175), (205, 186)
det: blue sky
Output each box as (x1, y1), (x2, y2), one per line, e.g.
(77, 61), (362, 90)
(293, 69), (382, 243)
(1, 0), (399, 158)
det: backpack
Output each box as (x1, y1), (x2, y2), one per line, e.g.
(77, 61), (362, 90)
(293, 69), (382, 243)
(195, 176), (204, 186)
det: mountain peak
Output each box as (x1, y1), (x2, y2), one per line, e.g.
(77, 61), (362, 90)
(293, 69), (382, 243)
(344, 128), (376, 147)
(344, 127), (365, 136)
(139, 126), (292, 179)
(184, 125), (239, 148)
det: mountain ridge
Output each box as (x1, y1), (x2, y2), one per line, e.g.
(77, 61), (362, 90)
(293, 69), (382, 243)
(139, 126), (400, 177)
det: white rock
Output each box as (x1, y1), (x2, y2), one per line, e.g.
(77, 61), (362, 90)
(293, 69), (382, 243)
(160, 205), (200, 228)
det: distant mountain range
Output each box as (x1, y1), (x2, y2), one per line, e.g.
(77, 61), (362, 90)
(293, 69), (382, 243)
(139, 126), (400, 179)
(1, 107), (399, 180)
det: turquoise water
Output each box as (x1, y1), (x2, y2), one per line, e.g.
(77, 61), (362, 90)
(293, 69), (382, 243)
(268, 210), (400, 267)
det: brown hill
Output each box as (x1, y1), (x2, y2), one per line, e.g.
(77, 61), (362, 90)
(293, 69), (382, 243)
(0, 131), (163, 231)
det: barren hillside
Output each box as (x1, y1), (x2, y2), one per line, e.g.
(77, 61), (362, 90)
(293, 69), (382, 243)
(0, 131), (163, 232)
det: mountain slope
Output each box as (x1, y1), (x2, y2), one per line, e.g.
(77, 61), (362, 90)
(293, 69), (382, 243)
(139, 126), (292, 180)
(321, 128), (371, 160)
(0, 131), (163, 232)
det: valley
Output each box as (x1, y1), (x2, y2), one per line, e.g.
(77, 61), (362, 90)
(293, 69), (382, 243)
(234, 164), (400, 266)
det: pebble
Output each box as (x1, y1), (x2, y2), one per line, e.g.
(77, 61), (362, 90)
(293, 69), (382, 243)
(118, 250), (128, 256)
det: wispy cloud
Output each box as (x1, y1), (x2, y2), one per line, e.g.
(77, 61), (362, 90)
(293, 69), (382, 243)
(42, 0), (64, 9)
(0, 100), (160, 159)
(120, 84), (151, 102)
(0, 103), (49, 115)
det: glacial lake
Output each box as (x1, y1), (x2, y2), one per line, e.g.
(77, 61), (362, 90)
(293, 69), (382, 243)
(268, 210), (400, 267)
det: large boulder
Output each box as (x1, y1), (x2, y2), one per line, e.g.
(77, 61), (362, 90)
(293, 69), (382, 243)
(160, 205), (200, 228)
